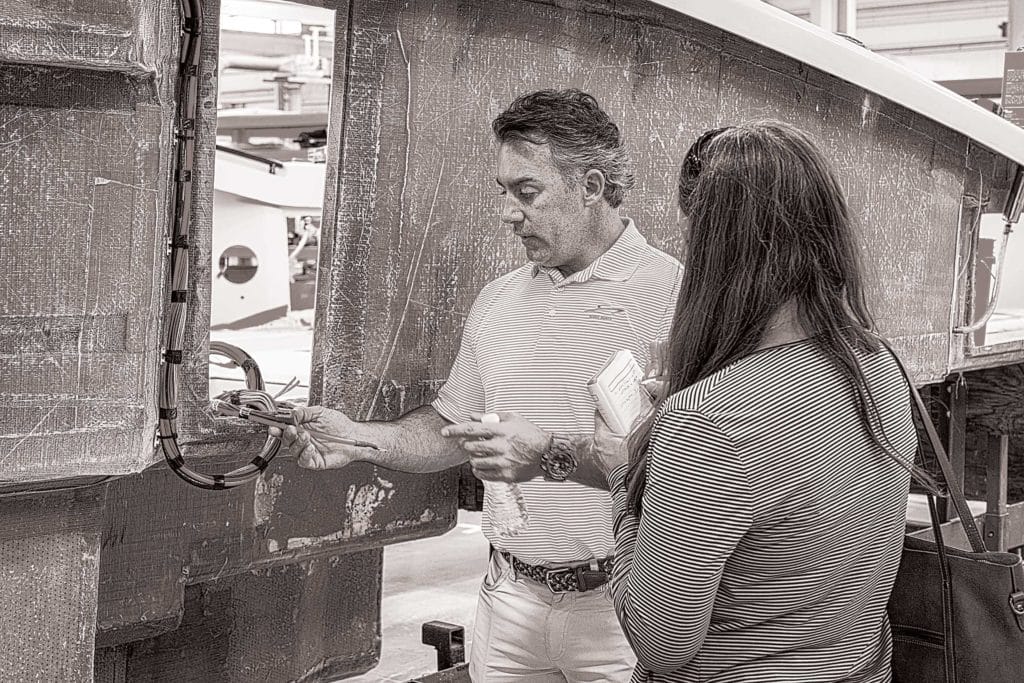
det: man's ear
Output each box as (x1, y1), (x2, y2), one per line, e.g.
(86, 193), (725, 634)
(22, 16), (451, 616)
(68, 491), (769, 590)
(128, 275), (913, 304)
(581, 169), (606, 207)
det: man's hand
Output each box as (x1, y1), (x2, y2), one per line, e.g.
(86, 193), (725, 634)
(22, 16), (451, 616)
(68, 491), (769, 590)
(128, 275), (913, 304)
(271, 406), (374, 470)
(441, 411), (550, 483)
(641, 338), (670, 402)
(591, 410), (629, 479)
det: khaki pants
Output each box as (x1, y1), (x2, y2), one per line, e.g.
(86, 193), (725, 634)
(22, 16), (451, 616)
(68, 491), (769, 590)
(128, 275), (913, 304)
(470, 552), (636, 682)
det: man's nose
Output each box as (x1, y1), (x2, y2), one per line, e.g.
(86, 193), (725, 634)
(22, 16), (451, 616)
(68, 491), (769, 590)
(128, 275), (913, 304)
(500, 196), (524, 224)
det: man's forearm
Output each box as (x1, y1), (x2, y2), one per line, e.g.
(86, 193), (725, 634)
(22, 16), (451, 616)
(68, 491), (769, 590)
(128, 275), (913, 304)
(348, 405), (467, 473)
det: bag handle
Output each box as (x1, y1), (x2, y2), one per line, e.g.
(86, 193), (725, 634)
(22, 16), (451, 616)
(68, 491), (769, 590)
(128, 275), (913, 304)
(907, 379), (987, 553)
(882, 341), (973, 682)
(882, 341), (987, 554)
(926, 490), (959, 682)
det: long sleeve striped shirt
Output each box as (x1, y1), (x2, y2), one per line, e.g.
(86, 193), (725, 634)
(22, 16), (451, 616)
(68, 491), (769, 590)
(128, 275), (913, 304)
(609, 339), (915, 682)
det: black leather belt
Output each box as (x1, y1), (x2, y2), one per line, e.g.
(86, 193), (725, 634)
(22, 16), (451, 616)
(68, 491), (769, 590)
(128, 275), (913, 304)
(501, 552), (614, 593)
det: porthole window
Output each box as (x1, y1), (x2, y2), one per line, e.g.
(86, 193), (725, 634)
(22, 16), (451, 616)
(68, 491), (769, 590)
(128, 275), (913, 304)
(218, 245), (259, 284)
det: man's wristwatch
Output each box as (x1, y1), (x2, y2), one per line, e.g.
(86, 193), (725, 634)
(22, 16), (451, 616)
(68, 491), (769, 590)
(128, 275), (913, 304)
(540, 435), (578, 482)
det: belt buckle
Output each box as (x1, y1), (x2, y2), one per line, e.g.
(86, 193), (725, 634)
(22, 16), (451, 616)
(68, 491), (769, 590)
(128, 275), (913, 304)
(544, 567), (576, 593)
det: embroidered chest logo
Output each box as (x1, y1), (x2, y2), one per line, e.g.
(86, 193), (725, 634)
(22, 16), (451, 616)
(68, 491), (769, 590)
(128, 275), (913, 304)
(584, 304), (627, 321)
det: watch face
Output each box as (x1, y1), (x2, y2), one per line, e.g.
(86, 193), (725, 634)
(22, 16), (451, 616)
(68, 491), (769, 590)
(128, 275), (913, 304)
(542, 438), (578, 481)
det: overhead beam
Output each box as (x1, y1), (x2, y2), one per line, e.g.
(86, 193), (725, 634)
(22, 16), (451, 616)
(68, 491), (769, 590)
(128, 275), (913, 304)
(221, 0), (332, 24)
(936, 77), (1003, 99)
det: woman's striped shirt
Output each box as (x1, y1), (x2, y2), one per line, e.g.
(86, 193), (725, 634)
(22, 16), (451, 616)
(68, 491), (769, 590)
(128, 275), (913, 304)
(609, 339), (915, 682)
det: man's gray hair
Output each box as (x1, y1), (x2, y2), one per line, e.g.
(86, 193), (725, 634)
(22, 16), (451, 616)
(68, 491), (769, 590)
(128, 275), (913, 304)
(492, 89), (635, 208)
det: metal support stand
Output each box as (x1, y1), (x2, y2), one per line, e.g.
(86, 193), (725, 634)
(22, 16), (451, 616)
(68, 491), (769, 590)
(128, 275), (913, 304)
(985, 434), (1011, 551)
(937, 379), (967, 523)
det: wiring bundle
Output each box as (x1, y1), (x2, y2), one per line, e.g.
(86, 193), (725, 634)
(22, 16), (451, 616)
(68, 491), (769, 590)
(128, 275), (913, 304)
(157, 0), (287, 490)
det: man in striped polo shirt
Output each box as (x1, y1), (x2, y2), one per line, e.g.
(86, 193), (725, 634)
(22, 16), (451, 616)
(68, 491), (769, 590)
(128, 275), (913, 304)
(282, 89), (682, 681)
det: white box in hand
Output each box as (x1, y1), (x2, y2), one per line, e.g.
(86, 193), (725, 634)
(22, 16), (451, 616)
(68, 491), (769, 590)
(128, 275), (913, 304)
(587, 349), (652, 435)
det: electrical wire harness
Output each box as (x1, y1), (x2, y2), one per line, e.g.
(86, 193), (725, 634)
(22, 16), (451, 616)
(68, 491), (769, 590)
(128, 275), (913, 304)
(158, 0), (285, 490)
(165, 342), (289, 489)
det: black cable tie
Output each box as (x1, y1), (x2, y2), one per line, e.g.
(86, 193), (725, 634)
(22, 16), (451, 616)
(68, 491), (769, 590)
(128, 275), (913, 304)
(175, 119), (196, 141)
(169, 235), (189, 250)
(164, 349), (183, 364)
(171, 290), (188, 303)
(241, 359), (258, 372)
(252, 455), (268, 469)
(182, 17), (200, 35)
(177, 170), (193, 183)
(212, 474), (227, 490)
(159, 408), (178, 420)
(158, 432), (179, 441)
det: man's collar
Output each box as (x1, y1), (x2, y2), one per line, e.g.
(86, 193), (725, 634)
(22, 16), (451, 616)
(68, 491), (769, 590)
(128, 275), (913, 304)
(532, 219), (647, 284)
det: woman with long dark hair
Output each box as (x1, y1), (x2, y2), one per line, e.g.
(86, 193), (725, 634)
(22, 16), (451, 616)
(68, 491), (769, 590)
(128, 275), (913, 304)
(591, 121), (929, 681)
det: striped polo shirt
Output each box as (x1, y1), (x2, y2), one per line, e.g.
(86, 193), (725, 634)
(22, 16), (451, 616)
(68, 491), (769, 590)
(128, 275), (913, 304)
(609, 339), (915, 682)
(433, 220), (682, 564)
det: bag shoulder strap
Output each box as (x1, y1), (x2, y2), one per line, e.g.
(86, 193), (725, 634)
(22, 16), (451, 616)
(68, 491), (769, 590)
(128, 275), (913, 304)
(882, 342), (987, 553)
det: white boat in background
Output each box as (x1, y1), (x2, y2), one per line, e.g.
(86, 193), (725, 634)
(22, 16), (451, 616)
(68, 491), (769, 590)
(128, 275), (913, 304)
(210, 143), (325, 329)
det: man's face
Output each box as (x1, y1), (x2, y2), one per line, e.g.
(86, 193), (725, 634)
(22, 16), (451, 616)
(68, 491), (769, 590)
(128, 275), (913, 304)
(495, 141), (594, 274)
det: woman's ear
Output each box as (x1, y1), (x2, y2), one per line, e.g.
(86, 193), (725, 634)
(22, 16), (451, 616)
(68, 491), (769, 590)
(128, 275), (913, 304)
(581, 169), (606, 206)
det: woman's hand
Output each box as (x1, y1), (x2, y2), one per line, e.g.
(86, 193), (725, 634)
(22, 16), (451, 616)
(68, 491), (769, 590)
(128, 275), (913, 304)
(592, 410), (629, 479)
(641, 338), (670, 402)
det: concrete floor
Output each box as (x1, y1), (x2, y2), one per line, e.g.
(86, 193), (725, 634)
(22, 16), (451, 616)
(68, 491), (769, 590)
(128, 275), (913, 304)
(345, 511), (488, 682)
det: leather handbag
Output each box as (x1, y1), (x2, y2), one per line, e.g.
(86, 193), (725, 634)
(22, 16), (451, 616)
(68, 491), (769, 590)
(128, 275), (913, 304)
(886, 361), (1024, 682)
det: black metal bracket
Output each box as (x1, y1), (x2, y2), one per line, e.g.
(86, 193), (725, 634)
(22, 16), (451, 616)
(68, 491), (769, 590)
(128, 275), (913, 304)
(421, 621), (465, 672)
